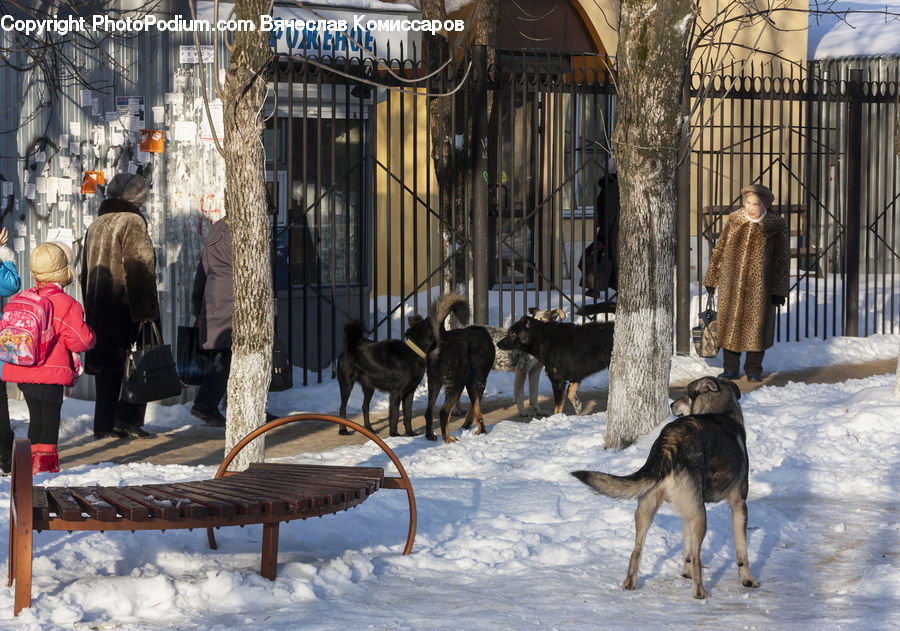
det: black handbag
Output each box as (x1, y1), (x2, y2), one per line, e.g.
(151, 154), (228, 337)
(578, 239), (612, 296)
(176, 325), (212, 386)
(692, 292), (718, 358)
(122, 322), (183, 403)
(269, 338), (293, 392)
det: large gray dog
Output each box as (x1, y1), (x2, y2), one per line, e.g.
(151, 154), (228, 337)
(572, 376), (760, 599)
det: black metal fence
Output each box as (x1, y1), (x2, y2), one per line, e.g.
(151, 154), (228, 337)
(266, 51), (900, 383)
(687, 60), (900, 344)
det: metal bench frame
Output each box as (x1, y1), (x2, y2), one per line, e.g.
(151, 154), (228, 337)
(8, 414), (417, 616)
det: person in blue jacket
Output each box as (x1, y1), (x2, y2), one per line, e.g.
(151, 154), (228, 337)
(0, 226), (22, 473)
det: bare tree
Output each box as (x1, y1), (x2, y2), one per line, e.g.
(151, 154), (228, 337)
(603, 0), (691, 448)
(192, 0), (273, 467)
(421, 0), (500, 293)
(604, 0), (900, 446)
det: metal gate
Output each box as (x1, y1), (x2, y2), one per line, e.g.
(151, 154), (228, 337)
(269, 50), (615, 382)
(270, 51), (899, 383)
(686, 60), (900, 345)
(486, 52), (616, 320)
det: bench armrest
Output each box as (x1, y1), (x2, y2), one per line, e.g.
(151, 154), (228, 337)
(10, 439), (33, 527)
(215, 414), (417, 555)
(9, 439), (34, 615)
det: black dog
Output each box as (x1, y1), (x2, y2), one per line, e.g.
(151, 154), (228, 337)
(336, 318), (432, 437)
(405, 292), (495, 443)
(497, 317), (614, 415)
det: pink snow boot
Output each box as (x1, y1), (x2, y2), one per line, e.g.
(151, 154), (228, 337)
(31, 443), (60, 474)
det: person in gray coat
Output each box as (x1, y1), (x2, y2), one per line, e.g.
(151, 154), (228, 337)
(190, 217), (233, 426)
(80, 173), (159, 439)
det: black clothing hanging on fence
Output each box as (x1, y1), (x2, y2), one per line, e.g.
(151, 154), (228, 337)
(578, 173), (620, 295)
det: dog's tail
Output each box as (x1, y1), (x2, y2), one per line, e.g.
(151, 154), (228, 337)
(576, 301), (616, 317)
(571, 469), (658, 500)
(430, 292), (470, 343)
(342, 320), (367, 356)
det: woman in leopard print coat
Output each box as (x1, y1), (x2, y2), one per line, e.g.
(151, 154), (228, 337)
(703, 184), (790, 381)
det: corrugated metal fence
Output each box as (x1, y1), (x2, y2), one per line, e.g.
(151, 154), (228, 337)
(0, 23), (225, 399)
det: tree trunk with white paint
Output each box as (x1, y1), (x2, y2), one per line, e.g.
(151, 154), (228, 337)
(605, 0), (693, 448)
(222, 0), (273, 469)
(421, 0), (500, 294)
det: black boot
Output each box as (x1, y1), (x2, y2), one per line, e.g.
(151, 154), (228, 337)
(0, 432), (13, 475)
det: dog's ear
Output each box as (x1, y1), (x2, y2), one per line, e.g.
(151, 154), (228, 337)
(696, 376), (720, 394)
(723, 379), (741, 400)
(555, 307), (566, 321)
(408, 314), (423, 326)
(528, 307), (537, 316)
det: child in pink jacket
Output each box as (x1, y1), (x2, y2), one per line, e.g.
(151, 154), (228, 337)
(0, 243), (95, 474)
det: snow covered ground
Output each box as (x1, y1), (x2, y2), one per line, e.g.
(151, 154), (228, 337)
(0, 331), (897, 629)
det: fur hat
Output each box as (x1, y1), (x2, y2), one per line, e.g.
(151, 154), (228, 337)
(740, 184), (775, 208)
(30, 242), (74, 286)
(106, 173), (148, 206)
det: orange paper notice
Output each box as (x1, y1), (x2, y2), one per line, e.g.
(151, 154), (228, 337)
(139, 129), (164, 153)
(80, 171), (106, 195)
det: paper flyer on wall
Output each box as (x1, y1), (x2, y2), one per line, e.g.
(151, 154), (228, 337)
(174, 121), (197, 142)
(140, 129), (163, 153)
(179, 44), (214, 64)
(200, 102), (224, 143)
(46, 227), (75, 250)
(116, 96), (145, 130)
(81, 171), (106, 195)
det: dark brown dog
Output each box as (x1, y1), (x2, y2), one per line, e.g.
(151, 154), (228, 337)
(483, 307), (566, 417)
(497, 316), (613, 415)
(406, 292), (495, 443)
(336, 318), (431, 437)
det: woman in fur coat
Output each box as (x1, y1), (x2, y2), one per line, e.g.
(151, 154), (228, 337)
(703, 184), (790, 381)
(80, 173), (160, 439)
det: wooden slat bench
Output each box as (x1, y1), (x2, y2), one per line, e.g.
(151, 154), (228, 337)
(8, 414), (417, 616)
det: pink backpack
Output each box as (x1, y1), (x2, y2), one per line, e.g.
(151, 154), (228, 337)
(0, 288), (57, 366)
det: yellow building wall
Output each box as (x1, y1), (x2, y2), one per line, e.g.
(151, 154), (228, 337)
(575, 0), (810, 238)
(373, 88), (442, 297)
(574, 0), (808, 71)
(370, 1), (813, 294)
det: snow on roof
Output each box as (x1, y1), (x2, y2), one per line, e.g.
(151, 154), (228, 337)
(809, 1), (900, 58)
